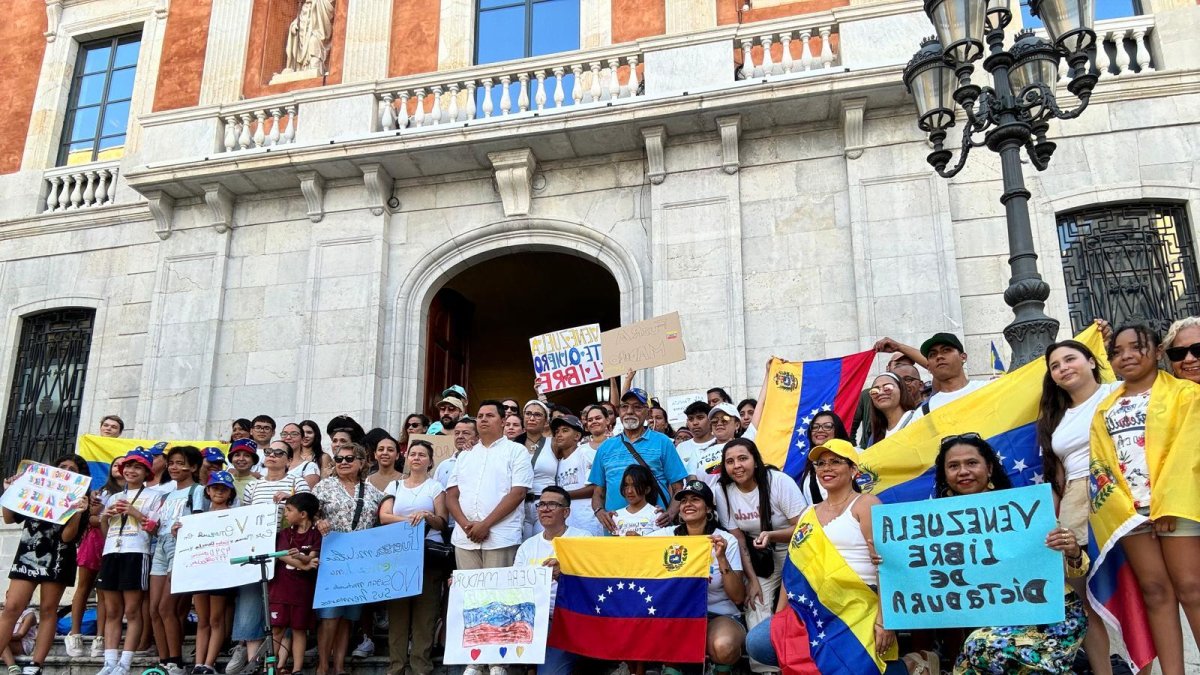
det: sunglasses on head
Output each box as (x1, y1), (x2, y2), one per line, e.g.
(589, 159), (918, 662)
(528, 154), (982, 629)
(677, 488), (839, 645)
(1166, 342), (1200, 362)
(333, 455), (357, 464)
(940, 432), (983, 448)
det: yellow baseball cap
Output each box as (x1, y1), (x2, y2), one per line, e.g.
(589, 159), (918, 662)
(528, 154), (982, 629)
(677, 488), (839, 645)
(808, 438), (859, 464)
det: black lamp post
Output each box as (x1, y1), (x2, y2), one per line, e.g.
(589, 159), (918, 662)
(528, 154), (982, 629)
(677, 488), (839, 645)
(903, 0), (1097, 367)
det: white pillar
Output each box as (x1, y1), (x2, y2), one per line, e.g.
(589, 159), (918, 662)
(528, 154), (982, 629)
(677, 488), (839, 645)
(665, 0), (715, 34)
(342, 0), (393, 82)
(438, 0), (474, 70)
(199, 0), (254, 105)
(579, 0), (612, 48)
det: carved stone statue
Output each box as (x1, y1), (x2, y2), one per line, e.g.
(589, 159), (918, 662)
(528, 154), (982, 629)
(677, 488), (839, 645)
(270, 0), (334, 84)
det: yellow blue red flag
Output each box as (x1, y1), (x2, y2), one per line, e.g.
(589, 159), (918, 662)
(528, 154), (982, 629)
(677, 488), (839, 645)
(77, 434), (229, 489)
(547, 536), (711, 663)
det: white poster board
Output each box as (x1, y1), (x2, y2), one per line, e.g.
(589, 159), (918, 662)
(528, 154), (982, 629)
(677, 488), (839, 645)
(0, 462), (91, 524)
(445, 566), (553, 665)
(667, 393), (706, 427)
(171, 503), (278, 593)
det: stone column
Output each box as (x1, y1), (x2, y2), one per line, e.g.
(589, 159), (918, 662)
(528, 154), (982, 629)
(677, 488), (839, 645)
(665, 0), (716, 34)
(580, 0), (612, 48)
(199, 0), (254, 105)
(342, 0), (393, 82)
(438, 0), (473, 70)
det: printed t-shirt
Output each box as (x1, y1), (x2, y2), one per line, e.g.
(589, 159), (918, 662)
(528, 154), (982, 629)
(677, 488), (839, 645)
(553, 446), (602, 536)
(611, 504), (658, 536)
(513, 526), (588, 612)
(712, 470), (805, 536)
(102, 488), (164, 555)
(1104, 389), (1152, 509)
(269, 526), (322, 606)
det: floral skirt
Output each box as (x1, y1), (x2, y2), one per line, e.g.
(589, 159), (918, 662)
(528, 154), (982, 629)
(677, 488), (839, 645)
(953, 591), (1086, 674)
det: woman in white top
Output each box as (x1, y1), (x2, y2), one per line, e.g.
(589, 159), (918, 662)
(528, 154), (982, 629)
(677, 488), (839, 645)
(864, 373), (918, 448)
(649, 480), (745, 675)
(580, 405), (611, 451)
(1037, 337), (1118, 675)
(377, 440), (447, 675)
(283, 423), (321, 489)
(365, 430), (403, 494)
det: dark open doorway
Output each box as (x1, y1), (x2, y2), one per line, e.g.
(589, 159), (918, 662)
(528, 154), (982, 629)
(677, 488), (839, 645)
(422, 251), (621, 418)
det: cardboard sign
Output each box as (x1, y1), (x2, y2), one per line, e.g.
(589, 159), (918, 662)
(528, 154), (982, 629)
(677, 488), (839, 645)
(666, 393), (706, 426)
(445, 566), (553, 665)
(314, 522), (424, 608)
(0, 462), (91, 524)
(530, 324), (605, 393)
(408, 433), (457, 470)
(601, 312), (687, 378)
(172, 503), (278, 593)
(872, 484), (1064, 630)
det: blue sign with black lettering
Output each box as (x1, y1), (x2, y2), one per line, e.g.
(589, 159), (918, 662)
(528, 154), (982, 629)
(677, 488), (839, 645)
(871, 483), (1065, 629)
(314, 522), (425, 608)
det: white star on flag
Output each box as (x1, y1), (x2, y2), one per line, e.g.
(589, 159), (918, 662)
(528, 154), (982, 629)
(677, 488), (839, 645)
(802, 416), (812, 425)
(821, 404), (832, 411)
(648, 607), (656, 615)
(607, 586), (614, 593)
(1032, 472), (1045, 484)
(638, 586), (646, 594)
(617, 582), (624, 590)
(818, 631), (826, 639)
(595, 606), (600, 613)
(598, 594), (606, 602)
(816, 620), (824, 628)
(645, 595), (653, 603)
(787, 592), (796, 600)
(1013, 459), (1028, 472)
(797, 594), (808, 604)
(811, 640), (819, 647)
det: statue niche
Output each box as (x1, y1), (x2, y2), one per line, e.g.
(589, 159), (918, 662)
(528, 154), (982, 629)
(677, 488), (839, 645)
(269, 0), (335, 85)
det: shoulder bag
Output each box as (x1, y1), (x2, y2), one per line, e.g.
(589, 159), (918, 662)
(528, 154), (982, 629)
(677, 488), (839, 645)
(621, 438), (667, 509)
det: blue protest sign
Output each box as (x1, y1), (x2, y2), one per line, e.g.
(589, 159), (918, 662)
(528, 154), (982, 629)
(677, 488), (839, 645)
(871, 483), (1064, 630)
(313, 522), (425, 608)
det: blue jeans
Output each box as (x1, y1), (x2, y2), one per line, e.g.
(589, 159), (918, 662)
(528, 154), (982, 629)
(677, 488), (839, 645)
(231, 583), (265, 641)
(537, 646), (578, 675)
(745, 615), (909, 675)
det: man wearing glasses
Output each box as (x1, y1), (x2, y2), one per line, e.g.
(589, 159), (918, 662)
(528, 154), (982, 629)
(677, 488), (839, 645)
(587, 388), (687, 534)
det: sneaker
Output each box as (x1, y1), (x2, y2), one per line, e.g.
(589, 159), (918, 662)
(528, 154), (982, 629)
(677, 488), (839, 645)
(65, 633), (86, 657)
(9, 666), (22, 675)
(350, 636), (374, 658)
(94, 666), (115, 675)
(90, 637), (105, 658)
(462, 668), (484, 675)
(193, 667), (217, 675)
(109, 665), (129, 675)
(137, 646), (158, 658)
(22, 666), (42, 675)
(303, 646), (317, 660)
(163, 664), (186, 675)
(225, 644), (248, 675)
(488, 667), (507, 675)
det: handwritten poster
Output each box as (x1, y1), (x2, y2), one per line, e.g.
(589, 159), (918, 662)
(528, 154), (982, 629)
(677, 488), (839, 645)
(445, 566), (552, 665)
(530, 323), (605, 393)
(313, 522), (425, 608)
(408, 434), (457, 470)
(0, 462), (91, 524)
(172, 503), (278, 593)
(601, 312), (687, 378)
(872, 484), (1064, 630)
(666, 393), (706, 426)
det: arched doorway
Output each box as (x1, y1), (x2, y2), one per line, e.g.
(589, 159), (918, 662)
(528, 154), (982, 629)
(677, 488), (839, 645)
(422, 251), (621, 416)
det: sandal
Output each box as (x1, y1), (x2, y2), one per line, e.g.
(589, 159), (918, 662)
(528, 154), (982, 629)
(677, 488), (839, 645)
(902, 650), (940, 675)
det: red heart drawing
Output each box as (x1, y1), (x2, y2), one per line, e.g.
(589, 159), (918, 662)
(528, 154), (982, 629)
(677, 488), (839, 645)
(469, 649), (482, 661)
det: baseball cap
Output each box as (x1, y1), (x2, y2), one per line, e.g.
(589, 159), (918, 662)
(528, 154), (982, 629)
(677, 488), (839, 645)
(621, 388), (649, 405)
(202, 447), (226, 465)
(442, 385), (467, 402)
(438, 396), (466, 411)
(206, 470), (235, 491)
(229, 439), (259, 461)
(549, 414), (584, 434)
(674, 479), (715, 509)
(808, 438), (860, 464)
(707, 402), (740, 421)
(123, 449), (154, 471)
(920, 332), (965, 357)
(148, 441), (168, 456)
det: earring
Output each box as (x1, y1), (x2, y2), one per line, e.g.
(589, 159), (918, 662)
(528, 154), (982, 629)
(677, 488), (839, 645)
(986, 480), (994, 489)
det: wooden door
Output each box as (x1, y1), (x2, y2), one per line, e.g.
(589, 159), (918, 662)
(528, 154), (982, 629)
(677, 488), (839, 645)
(423, 289), (473, 418)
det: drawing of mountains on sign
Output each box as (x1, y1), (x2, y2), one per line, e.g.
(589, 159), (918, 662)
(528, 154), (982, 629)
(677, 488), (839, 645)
(462, 588), (536, 646)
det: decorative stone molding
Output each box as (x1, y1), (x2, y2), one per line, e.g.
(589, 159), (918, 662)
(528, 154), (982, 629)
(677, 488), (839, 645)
(842, 97), (867, 160)
(641, 126), (667, 185)
(45, 0), (63, 42)
(487, 148), (538, 217)
(145, 190), (176, 240)
(298, 171), (326, 223)
(716, 115), (741, 175)
(154, 0), (170, 19)
(202, 183), (234, 233)
(360, 163), (395, 216)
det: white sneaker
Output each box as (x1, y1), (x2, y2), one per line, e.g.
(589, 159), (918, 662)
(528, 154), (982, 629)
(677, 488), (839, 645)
(225, 644), (247, 675)
(90, 636), (105, 658)
(95, 665), (116, 675)
(163, 664), (186, 675)
(110, 665), (129, 675)
(462, 668), (484, 675)
(488, 667), (507, 675)
(65, 633), (86, 657)
(350, 636), (374, 658)
(21, 666), (42, 675)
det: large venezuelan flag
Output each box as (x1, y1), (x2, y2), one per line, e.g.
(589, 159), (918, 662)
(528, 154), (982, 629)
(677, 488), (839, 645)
(756, 352), (875, 476)
(547, 536), (711, 663)
(77, 434), (229, 490)
(777, 508), (896, 674)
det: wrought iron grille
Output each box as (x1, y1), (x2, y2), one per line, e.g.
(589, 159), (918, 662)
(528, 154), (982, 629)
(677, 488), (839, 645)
(2, 308), (95, 477)
(1058, 203), (1200, 336)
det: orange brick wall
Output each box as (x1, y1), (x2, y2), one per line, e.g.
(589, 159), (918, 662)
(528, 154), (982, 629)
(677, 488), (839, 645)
(613, 0), (667, 43)
(389, 0), (441, 77)
(0, 3), (48, 174)
(153, 0), (212, 111)
(717, 0), (848, 24)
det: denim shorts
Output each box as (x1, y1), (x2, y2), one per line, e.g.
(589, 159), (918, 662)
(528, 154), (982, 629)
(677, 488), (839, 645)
(316, 604), (363, 621)
(149, 535), (176, 577)
(231, 583), (266, 640)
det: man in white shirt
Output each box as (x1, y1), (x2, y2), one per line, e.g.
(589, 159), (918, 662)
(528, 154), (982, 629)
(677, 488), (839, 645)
(674, 401), (716, 480)
(446, 400), (533, 570)
(877, 332), (988, 417)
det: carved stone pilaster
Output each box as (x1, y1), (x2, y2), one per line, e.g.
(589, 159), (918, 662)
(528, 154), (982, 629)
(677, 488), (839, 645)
(202, 183), (234, 234)
(641, 126), (667, 185)
(487, 148), (537, 217)
(44, 0), (63, 42)
(716, 115), (741, 175)
(154, 0), (170, 19)
(298, 171), (325, 223)
(145, 190), (176, 240)
(842, 97), (867, 160)
(361, 163), (395, 216)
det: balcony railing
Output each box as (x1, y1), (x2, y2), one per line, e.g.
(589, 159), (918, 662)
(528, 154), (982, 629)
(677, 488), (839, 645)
(221, 104), (299, 152)
(1039, 14), (1156, 82)
(42, 160), (120, 213)
(737, 24), (841, 79)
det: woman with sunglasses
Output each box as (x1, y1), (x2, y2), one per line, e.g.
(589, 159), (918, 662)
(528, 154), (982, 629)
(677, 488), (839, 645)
(1165, 317), (1200, 384)
(1036, 337), (1119, 674)
(313, 444), (385, 675)
(398, 414), (430, 450)
(864, 373), (918, 448)
(1090, 323), (1200, 674)
(933, 434), (1087, 672)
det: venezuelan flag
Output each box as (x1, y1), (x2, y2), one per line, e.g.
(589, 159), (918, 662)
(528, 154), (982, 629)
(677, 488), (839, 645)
(547, 536), (711, 663)
(756, 352), (875, 476)
(777, 508), (896, 674)
(77, 434), (229, 490)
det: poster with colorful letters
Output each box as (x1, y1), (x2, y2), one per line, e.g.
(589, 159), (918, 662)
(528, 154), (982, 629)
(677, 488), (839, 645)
(445, 566), (553, 665)
(530, 323), (605, 393)
(0, 462), (91, 524)
(172, 503), (278, 593)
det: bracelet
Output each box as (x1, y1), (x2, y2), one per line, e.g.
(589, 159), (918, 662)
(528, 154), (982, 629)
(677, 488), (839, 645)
(594, 508), (604, 514)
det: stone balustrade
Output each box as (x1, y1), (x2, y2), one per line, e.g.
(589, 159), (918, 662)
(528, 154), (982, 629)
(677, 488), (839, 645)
(220, 104), (298, 152)
(738, 23), (840, 79)
(376, 50), (644, 132)
(42, 161), (119, 213)
(1091, 15), (1156, 79)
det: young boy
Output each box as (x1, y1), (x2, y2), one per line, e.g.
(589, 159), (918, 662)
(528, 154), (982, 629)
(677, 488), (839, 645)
(269, 493), (321, 675)
(97, 448), (165, 675)
(148, 446), (204, 675)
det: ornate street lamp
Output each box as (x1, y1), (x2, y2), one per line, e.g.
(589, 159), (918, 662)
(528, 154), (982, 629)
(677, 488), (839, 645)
(903, 0), (1096, 367)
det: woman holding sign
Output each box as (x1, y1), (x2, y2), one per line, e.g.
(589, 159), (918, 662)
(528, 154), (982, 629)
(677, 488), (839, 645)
(933, 434), (1087, 673)
(0, 455), (90, 675)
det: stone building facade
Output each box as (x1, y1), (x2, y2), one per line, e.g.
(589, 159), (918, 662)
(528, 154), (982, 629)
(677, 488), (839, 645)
(1, 0), (1199, 463)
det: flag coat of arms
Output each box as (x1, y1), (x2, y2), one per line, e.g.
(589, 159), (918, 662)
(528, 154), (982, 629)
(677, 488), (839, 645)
(547, 536), (711, 663)
(78, 435), (229, 490)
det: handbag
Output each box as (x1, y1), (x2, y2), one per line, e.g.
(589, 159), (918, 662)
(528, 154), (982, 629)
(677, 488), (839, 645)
(424, 535), (456, 572)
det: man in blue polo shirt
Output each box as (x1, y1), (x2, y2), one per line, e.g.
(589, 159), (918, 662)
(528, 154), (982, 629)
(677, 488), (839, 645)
(587, 388), (687, 534)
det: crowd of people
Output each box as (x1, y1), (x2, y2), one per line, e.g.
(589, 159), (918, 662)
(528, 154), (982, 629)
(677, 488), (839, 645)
(0, 318), (1198, 675)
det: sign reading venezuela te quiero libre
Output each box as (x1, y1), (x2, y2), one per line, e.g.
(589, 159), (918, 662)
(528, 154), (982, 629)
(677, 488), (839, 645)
(871, 484), (1064, 630)
(529, 324), (604, 393)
